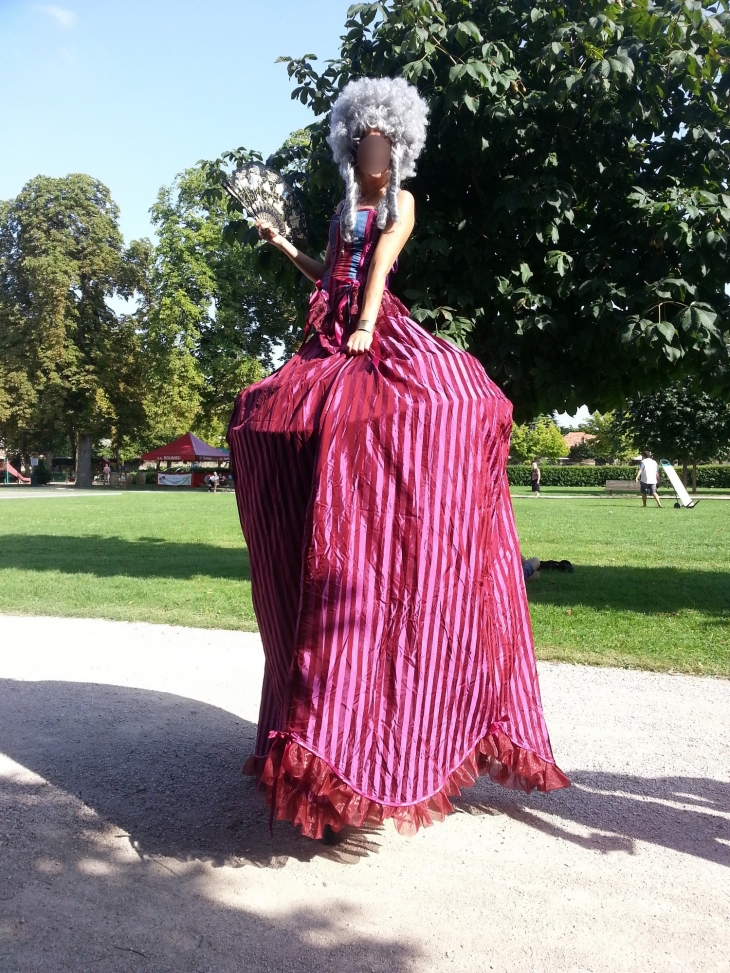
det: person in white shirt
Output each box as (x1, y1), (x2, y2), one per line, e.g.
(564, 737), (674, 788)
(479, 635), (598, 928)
(635, 451), (662, 508)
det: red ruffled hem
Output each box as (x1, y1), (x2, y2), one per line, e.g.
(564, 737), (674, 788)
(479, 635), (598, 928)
(244, 730), (570, 840)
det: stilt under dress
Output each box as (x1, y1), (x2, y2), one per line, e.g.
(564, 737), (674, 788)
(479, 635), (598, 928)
(228, 207), (569, 839)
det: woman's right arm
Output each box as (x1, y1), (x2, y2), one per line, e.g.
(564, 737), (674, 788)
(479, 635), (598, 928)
(256, 220), (330, 283)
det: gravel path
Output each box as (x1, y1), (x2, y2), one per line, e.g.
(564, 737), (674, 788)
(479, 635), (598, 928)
(1, 615), (728, 973)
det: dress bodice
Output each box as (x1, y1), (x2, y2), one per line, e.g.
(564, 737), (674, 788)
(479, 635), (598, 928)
(321, 208), (381, 290)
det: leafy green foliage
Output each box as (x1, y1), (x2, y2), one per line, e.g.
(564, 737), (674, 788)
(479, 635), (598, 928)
(581, 410), (637, 461)
(34, 458), (52, 485)
(146, 167), (297, 446)
(201, 131), (338, 336)
(208, 0), (730, 417)
(0, 174), (148, 484)
(506, 463), (633, 485)
(622, 380), (730, 461)
(567, 437), (597, 461)
(510, 414), (567, 459)
(508, 462), (730, 486)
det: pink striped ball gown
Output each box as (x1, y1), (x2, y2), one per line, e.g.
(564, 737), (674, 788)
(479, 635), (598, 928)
(228, 207), (569, 839)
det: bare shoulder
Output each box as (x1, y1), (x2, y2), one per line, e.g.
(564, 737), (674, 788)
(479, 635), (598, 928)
(398, 189), (415, 214)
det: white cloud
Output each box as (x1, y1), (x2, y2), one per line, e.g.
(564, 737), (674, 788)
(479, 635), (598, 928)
(40, 5), (77, 28)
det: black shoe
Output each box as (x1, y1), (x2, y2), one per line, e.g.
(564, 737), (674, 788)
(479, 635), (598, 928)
(322, 824), (337, 845)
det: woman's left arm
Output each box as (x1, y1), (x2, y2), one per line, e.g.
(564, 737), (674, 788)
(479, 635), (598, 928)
(346, 191), (415, 356)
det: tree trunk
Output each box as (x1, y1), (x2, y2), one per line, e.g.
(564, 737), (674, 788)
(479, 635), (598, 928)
(75, 433), (93, 489)
(692, 459), (697, 494)
(682, 458), (688, 487)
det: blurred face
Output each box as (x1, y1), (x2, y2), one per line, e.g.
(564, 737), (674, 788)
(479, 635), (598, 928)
(356, 129), (392, 176)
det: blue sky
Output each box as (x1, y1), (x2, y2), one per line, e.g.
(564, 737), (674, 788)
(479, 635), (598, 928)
(0, 0), (348, 243)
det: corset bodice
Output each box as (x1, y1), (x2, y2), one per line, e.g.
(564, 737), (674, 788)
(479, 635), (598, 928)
(321, 208), (381, 289)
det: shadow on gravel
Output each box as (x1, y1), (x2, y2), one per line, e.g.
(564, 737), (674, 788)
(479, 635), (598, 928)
(0, 679), (376, 869)
(454, 771), (730, 867)
(1, 772), (412, 972)
(2, 678), (726, 876)
(0, 534), (250, 581)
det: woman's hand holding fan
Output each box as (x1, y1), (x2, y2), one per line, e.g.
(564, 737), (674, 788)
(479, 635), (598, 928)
(254, 218), (285, 248)
(223, 163), (307, 243)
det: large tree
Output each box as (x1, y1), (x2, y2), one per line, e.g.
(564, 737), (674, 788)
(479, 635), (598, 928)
(581, 410), (638, 461)
(622, 381), (730, 488)
(147, 167), (298, 445)
(206, 0), (730, 418)
(0, 175), (147, 486)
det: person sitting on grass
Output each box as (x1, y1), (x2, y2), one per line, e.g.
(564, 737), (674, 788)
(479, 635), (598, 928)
(636, 451), (662, 508)
(522, 555), (573, 582)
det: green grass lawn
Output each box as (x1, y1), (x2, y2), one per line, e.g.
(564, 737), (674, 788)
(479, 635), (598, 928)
(0, 488), (727, 675)
(515, 494), (729, 676)
(0, 491), (257, 631)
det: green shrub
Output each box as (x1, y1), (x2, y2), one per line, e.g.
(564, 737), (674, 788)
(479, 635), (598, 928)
(146, 471), (157, 485)
(35, 458), (53, 485)
(695, 465), (730, 488)
(507, 465), (634, 486)
(506, 464), (730, 487)
(567, 439), (597, 462)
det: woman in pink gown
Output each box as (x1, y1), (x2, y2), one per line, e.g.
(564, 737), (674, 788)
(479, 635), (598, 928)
(228, 78), (569, 840)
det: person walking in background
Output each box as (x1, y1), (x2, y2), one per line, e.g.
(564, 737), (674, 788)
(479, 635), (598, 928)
(102, 461), (111, 486)
(636, 451), (662, 508)
(210, 471), (220, 493)
(531, 461), (541, 497)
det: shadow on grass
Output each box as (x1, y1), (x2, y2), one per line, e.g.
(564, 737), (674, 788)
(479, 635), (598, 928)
(529, 565), (729, 616)
(0, 534), (250, 581)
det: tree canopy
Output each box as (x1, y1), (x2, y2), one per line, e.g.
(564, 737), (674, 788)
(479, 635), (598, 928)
(510, 414), (567, 459)
(622, 380), (730, 463)
(0, 174), (147, 486)
(206, 0), (730, 419)
(581, 409), (638, 461)
(0, 169), (299, 478)
(146, 167), (298, 445)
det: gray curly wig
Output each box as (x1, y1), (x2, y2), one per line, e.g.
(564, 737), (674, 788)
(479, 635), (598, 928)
(327, 76), (429, 242)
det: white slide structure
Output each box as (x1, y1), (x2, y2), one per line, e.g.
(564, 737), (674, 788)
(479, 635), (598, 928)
(660, 460), (699, 508)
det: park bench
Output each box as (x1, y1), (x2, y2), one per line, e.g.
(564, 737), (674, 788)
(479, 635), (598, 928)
(604, 479), (639, 496)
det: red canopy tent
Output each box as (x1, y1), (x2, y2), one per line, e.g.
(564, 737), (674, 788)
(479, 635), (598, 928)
(140, 433), (229, 488)
(140, 432), (229, 463)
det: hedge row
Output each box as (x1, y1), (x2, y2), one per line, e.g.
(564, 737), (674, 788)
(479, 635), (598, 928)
(506, 465), (730, 487)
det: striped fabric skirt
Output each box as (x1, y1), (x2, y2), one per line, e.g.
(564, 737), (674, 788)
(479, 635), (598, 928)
(227, 281), (569, 838)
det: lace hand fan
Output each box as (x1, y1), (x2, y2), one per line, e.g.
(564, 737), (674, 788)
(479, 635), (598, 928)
(223, 163), (307, 242)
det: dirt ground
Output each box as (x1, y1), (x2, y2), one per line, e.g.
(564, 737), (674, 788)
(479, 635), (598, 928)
(0, 615), (728, 973)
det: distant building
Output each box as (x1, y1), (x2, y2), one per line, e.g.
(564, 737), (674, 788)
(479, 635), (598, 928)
(563, 431), (595, 450)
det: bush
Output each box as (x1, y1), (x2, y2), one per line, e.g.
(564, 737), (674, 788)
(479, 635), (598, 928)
(506, 464), (730, 487)
(507, 465), (635, 487)
(567, 440), (597, 462)
(146, 471), (157, 485)
(694, 465), (730, 488)
(35, 458), (53, 485)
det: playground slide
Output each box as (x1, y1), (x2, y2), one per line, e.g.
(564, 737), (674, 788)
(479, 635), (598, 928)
(660, 460), (698, 508)
(0, 461), (31, 484)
